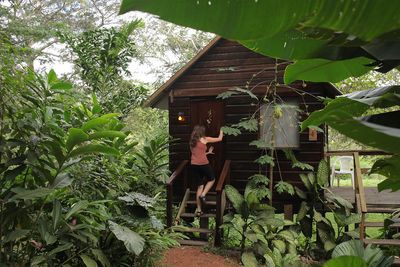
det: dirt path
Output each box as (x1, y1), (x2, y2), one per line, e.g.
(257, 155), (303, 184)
(160, 246), (241, 267)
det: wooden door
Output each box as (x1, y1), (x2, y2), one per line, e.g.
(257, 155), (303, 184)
(190, 99), (225, 176)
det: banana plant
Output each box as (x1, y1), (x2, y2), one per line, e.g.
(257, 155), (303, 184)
(222, 184), (299, 267)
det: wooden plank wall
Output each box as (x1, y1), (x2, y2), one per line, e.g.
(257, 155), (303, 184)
(168, 39), (326, 208)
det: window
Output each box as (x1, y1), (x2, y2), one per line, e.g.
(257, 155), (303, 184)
(260, 100), (300, 148)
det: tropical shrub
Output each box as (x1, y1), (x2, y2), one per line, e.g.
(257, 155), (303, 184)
(0, 67), (178, 266)
(222, 183), (300, 267)
(331, 240), (393, 267)
(294, 160), (360, 259)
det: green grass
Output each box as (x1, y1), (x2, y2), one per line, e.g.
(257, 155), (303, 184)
(326, 212), (389, 239)
(333, 173), (385, 187)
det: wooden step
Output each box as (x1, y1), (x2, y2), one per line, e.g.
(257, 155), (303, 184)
(176, 227), (213, 234)
(364, 222), (400, 228)
(187, 200), (217, 206)
(366, 207), (398, 213)
(363, 239), (400, 246)
(179, 239), (209, 246)
(181, 212), (216, 218)
(190, 191), (217, 195)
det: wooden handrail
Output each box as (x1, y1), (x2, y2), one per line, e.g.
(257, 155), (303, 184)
(325, 150), (391, 157)
(216, 160), (231, 193)
(354, 152), (367, 213)
(166, 160), (189, 185)
(215, 160), (231, 246)
(166, 160), (189, 227)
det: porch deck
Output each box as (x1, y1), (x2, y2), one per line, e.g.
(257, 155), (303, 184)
(327, 186), (400, 213)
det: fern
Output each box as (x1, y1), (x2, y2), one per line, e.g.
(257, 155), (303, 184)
(220, 126), (241, 136)
(255, 154), (275, 166)
(249, 139), (271, 149)
(232, 118), (258, 132)
(275, 181), (295, 195)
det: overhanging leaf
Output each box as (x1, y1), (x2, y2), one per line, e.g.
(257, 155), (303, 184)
(80, 254), (98, 267)
(284, 57), (374, 84)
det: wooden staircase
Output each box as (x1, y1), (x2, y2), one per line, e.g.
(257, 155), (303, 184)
(353, 152), (400, 248)
(166, 160), (231, 246)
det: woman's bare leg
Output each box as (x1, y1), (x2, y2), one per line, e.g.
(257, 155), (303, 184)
(196, 185), (204, 211)
(201, 179), (215, 197)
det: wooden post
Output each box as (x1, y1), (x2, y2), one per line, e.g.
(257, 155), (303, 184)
(269, 149), (274, 206)
(284, 204), (293, 220)
(166, 184), (173, 227)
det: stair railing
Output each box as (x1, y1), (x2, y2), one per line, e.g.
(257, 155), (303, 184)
(353, 152), (368, 242)
(214, 160), (231, 246)
(166, 160), (189, 227)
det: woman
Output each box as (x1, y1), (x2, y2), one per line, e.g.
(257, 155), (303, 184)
(190, 125), (223, 216)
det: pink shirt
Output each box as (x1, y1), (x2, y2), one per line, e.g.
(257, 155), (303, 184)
(191, 141), (209, 165)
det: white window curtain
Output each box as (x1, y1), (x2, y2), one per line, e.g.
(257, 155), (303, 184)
(260, 101), (300, 148)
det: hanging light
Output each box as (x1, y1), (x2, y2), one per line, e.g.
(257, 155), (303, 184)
(177, 112), (185, 122)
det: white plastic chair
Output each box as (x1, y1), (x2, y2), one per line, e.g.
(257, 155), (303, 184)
(331, 156), (355, 189)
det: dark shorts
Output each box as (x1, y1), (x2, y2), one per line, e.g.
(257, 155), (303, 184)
(190, 164), (215, 187)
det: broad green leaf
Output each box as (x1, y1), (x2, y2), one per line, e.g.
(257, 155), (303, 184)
(3, 229), (30, 243)
(65, 200), (89, 220)
(88, 130), (127, 140)
(323, 256), (367, 267)
(80, 254), (98, 267)
(372, 156), (400, 192)
(82, 113), (120, 132)
(52, 200), (62, 231)
(44, 141), (64, 166)
(263, 253), (276, 267)
(119, 1), (400, 42)
(317, 159), (329, 187)
(299, 173), (312, 191)
(302, 88), (400, 154)
(91, 249), (111, 267)
(70, 144), (119, 158)
(241, 251), (258, 267)
(38, 219), (57, 245)
(332, 240), (394, 267)
(225, 185), (245, 213)
(51, 173), (73, 189)
(48, 243), (73, 256)
(284, 57), (374, 84)
(66, 128), (88, 151)
(10, 188), (54, 201)
(272, 239), (286, 254)
(109, 221), (144, 255)
(295, 187), (307, 200)
(50, 81), (73, 90)
(296, 201), (309, 222)
(47, 69), (57, 84)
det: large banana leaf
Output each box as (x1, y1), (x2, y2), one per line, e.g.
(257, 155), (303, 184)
(302, 86), (400, 154)
(119, 1), (400, 42)
(119, 0), (400, 82)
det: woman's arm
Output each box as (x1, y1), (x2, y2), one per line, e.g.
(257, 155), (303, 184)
(205, 130), (223, 143)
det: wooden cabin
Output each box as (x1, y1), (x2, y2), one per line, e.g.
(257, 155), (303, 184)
(145, 36), (341, 245)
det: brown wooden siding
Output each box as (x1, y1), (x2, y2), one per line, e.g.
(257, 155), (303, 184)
(168, 39), (328, 207)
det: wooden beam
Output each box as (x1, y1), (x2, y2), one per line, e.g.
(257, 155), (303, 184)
(325, 150), (391, 156)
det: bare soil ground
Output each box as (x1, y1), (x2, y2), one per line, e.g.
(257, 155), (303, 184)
(159, 246), (241, 267)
